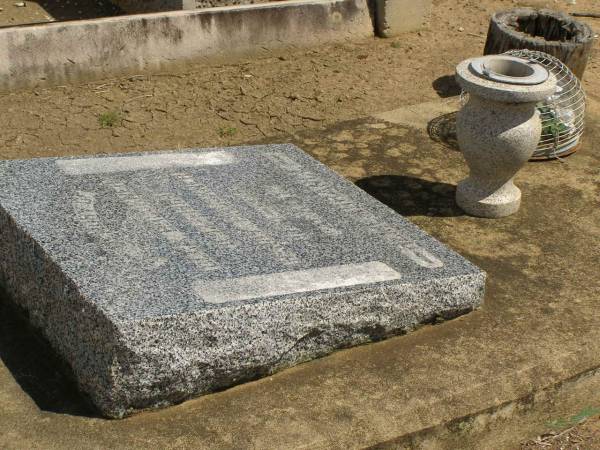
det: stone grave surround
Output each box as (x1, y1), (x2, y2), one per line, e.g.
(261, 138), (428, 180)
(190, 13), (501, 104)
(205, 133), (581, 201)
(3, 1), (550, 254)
(0, 144), (485, 418)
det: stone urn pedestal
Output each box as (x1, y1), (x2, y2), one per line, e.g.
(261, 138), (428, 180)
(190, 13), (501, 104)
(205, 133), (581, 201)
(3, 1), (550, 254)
(455, 55), (556, 218)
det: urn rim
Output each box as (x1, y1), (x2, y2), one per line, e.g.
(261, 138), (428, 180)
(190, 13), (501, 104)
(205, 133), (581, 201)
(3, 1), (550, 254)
(455, 57), (557, 104)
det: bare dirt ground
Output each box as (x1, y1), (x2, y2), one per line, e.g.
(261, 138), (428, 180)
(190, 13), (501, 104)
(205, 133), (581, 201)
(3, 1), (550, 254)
(0, 0), (599, 448)
(521, 413), (600, 449)
(0, 0), (599, 162)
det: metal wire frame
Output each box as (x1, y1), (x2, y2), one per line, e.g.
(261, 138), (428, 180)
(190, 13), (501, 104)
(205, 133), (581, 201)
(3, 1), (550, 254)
(504, 49), (586, 159)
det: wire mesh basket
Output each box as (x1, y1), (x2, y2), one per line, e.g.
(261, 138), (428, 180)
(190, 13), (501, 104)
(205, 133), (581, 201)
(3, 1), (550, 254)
(504, 49), (586, 160)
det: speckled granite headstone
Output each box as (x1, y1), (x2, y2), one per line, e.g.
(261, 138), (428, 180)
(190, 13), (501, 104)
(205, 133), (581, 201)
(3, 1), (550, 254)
(0, 144), (485, 418)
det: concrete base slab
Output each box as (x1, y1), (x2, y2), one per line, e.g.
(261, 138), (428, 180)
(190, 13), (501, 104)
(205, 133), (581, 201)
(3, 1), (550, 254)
(374, 97), (459, 130)
(1, 97), (599, 447)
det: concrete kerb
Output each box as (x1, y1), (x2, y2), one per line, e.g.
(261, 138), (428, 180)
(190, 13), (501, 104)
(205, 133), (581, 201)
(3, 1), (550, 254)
(0, 0), (373, 92)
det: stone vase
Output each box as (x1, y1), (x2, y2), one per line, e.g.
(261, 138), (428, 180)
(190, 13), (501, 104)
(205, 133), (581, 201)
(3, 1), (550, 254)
(455, 56), (557, 218)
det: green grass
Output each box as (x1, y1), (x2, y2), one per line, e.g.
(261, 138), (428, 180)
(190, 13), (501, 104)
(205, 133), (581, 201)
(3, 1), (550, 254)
(218, 126), (238, 138)
(546, 406), (600, 430)
(538, 105), (570, 138)
(98, 111), (122, 128)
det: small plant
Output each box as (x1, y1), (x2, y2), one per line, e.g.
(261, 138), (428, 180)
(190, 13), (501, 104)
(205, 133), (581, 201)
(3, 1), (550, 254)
(546, 406), (600, 430)
(538, 106), (570, 138)
(218, 126), (237, 138)
(391, 41), (402, 49)
(98, 111), (121, 128)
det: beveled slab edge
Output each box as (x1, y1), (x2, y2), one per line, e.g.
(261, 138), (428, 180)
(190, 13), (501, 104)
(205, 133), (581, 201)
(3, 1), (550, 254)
(0, 195), (485, 418)
(0, 205), (129, 412)
(96, 272), (485, 417)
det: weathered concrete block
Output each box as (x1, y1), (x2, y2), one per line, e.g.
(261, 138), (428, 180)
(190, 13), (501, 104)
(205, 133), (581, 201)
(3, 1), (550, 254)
(0, 0), (374, 91)
(0, 145), (485, 418)
(375, 0), (432, 38)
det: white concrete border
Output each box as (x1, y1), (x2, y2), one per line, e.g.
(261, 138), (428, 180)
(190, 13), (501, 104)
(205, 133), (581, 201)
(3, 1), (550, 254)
(374, 0), (431, 38)
(0, 0), (373, 91)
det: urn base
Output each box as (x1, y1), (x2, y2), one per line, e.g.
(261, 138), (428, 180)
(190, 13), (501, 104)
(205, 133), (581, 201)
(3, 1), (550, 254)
(456, 178), (521, 218)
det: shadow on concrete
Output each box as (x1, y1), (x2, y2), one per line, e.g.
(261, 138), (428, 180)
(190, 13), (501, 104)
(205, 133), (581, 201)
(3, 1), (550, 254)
(0, 291), (96, 417)
(356, 175), (464, 217)
(432, 75), (462, 98)
(427, 111), (460, 152)
(35, 0), (122, 22)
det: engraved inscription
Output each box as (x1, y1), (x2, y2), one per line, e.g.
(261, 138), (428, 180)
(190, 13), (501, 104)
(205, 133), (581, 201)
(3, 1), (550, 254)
(71, 191), (103, 236)
(66, 149), (444, 278)
(148, 188), (237, 252)
(173, 173), (300, 266)
(267, 152), (444, 269)
(71, 189), (166, 268)
(108, 180), (219, 272)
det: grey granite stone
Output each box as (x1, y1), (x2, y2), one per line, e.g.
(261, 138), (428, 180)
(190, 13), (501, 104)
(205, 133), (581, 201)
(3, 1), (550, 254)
(0, 144), (485, 418)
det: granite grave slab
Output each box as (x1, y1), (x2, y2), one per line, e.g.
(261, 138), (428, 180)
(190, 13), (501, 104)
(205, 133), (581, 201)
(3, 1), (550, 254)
(0, 145), (485, 418)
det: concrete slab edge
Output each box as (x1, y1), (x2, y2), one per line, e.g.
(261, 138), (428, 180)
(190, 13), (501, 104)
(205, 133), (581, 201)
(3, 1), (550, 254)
(0, 0), (373, 92)
(369, 365), (600, 449)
